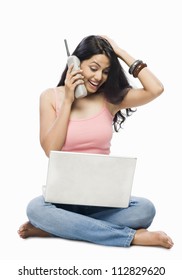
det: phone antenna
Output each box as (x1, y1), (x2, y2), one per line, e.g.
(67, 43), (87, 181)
(64, 39), (70, 57)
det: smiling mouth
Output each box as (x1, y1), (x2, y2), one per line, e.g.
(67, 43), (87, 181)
(88, 80), (100, 89)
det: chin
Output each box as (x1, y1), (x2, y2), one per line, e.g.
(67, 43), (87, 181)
(85, 87), (96, 95)
(87, 87), (100, 95)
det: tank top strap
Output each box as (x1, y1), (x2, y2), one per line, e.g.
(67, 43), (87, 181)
(102, 98), (114, 120)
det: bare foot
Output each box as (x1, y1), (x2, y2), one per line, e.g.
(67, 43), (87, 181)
(18, 221), (51, 239)
(132, 229), (174, 249)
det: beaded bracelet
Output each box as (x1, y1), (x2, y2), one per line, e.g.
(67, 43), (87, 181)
(133, 62), (147, 78)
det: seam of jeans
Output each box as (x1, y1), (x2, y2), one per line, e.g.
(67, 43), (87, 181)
(124, 228), (136, 247)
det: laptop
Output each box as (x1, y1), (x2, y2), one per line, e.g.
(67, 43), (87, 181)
(42, 151), (137, 208)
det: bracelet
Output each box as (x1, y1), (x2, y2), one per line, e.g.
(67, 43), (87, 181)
(129, 60), (143, 74)
(133, 62), (147, 78)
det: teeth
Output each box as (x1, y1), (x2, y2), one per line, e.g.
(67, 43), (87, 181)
(90, 81), (99, 86)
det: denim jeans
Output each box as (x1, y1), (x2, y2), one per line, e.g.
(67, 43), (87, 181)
(26, 195), (156, 247)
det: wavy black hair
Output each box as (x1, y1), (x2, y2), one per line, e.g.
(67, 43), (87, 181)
(57, 35), (135, 131)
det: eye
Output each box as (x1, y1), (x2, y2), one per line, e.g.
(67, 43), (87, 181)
(90, 67), (98, 72)
(103, 69), (109, 75)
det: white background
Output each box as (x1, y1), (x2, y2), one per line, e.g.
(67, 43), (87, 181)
(0, 0), (181, 277)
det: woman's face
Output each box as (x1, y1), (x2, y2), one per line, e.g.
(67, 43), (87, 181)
(80, 54), (110, 94)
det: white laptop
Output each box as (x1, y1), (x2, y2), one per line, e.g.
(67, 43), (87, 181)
(42, 151), (137, 208)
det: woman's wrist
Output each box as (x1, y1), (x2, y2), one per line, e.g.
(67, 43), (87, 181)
(63, 93), (75, 106)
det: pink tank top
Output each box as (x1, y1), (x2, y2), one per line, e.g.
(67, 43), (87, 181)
(54, 90), (114, 155)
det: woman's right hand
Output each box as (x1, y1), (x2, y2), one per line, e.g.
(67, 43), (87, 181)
(64, 64), (85, 103)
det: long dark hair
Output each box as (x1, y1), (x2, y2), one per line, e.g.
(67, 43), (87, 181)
(57, 35), (134, 131)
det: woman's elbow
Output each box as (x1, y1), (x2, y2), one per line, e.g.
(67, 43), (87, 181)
(40, 139), (63, 158)
(149, 83), (164, 99)
(40, 138), (51, 157)
(40, 142), (50, 158)
(156, 83), (164, 97)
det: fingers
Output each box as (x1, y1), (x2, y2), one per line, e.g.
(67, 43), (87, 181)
(67, 63), (83, 76)
(99, 35), (119, 54)
(64, 64), (85, 102)
(65, 64), (84, 87)
(70, 73), (84, 84)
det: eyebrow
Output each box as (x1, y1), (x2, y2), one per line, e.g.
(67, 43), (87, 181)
(91, 61), (101, 67)
(91, 60), (110, 69)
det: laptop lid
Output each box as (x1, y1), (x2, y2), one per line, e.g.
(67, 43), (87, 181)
(43, 151), (137, 208)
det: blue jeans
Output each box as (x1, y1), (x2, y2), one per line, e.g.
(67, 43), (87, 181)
(26, 195), (156, 247)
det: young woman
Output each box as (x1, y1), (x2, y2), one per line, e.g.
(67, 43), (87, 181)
(18, 35), (173, 248)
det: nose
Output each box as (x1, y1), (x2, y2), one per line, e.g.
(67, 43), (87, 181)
(94, 70), (103, 81)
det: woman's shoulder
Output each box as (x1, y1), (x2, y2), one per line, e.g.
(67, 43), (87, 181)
(40, 86), (65, 103)
(40, 86), (63, 97)
(39, 86), (65, 116)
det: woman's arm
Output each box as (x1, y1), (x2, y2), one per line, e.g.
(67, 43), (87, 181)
(39, 89), (72, 157)
(40, 64), (84, 157)
(102, 36), (164, 110)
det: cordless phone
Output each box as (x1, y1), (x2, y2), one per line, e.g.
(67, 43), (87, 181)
(64, 39), (87, 99)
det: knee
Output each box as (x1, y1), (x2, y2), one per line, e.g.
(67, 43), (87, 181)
(134, 197), (156, 228)
(26, 196), (44, 222)
(142, 197), (156, 221)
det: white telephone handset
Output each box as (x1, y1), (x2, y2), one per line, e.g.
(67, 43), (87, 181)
(64, 39), (87, 99)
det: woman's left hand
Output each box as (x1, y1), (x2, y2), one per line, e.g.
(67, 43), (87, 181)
(100, 35), (121, 56)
